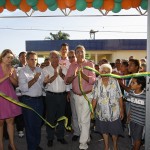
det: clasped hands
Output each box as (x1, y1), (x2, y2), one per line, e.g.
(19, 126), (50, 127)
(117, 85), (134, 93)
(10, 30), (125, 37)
(43, 67), (65, 84)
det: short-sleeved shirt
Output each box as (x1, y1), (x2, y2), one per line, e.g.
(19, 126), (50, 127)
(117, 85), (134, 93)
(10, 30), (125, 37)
(92, 77), (122, 122)
(126, 90), (146, 126)
(65, 60), (96, 94)
(19, 65), (44, 97)
(43, 65), (67, 93)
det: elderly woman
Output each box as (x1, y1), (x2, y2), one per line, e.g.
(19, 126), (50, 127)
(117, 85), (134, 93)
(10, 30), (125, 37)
(92, 64), (124, 150)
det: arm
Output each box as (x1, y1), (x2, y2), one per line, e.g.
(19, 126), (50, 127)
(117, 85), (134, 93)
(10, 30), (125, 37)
(0, 75), (9, 83)
(91, 99), (97, 119)
(59, 67), (65, 80)
(80, 70), (90, 83)
(119, 97), (124, 120)
(43, 67), (58, 86)
(91, 80), (98, 115)
(83, 62), (96, 84)
(65, 75), (76, 84)
(43, 74), (58, 86)
(28, 72), (41, 88)
(49, 74), (58, 83)
(0, 67), (18, 86)
(116, 79), (124, 120)
(19, 69), (41, 92)
(92, 99), (97, 111)
(64, 64), (77, 84)
(9, 68), (18, 87)
(118, 79), (131, 92)
(127, 111), (131, 123)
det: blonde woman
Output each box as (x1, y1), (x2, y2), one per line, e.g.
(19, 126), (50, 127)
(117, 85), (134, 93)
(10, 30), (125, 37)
(0, 49), (21, 150)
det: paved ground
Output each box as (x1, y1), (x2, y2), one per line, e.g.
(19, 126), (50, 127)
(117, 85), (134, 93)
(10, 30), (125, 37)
(4, 125), (145, 150)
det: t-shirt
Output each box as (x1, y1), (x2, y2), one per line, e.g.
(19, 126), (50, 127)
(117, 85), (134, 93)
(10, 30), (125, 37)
(126, 90), (146, 126)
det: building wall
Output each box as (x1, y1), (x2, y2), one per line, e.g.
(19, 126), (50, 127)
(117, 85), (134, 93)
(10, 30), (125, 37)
(36, 49), (146, 64)
(111, 50), (146, 62)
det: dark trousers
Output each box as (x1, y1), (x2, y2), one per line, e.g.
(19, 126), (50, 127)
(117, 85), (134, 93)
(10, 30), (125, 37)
(15, 114), (24, 131)
(15, 96), (24, 131)
(21, 96), (44, 150)
(65, 101), (72, 127)
(45, 92), (66, 140)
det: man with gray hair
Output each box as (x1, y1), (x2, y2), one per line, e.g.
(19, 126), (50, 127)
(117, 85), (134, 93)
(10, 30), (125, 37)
(65, 45), (96, 150)
(43, 51), (68, 147)
(19, 51), (45, 150)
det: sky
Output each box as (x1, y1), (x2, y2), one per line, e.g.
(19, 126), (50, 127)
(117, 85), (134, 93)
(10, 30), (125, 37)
(0, 7), (147, 57)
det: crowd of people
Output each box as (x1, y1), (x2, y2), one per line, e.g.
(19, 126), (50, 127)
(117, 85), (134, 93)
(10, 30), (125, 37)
(0, 44), (147, 150)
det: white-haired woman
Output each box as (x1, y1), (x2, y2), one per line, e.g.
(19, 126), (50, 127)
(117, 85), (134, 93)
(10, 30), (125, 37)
(92, 64), (124, 150)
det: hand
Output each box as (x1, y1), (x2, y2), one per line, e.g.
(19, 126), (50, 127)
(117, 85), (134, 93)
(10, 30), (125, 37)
(54, 68), (58, 77)
(118, 79), (123, 84)
(44, 75), (50, 84)
(90, 112), (94, 119)
(9, 67), (15, 77)
(59, 67), (64, 77)
(67, 91), (71, 102)
(74, 67), (79, 77)
(126, 114), (130, 123)
(34, 72), (41, 81)
(120, 110), (124, 120)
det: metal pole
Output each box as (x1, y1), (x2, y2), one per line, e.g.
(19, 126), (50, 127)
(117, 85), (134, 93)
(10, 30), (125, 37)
(145, 1), (150, 149)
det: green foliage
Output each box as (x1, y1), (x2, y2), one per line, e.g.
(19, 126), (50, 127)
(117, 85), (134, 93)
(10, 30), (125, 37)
(12, 57), (20, 66)
(46, 31), (70, 40)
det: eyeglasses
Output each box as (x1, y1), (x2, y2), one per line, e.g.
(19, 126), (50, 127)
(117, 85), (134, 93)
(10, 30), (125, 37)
(68, 56), (75, 59)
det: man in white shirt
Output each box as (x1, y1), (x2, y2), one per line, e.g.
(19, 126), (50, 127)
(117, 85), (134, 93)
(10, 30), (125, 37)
(19, 51), (45, 150)
(43, 51), (68, 147)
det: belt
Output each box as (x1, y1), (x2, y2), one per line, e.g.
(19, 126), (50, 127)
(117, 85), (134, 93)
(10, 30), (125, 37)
(46, 91), (66, 95)
(22, 95), (42, 99)
(73, 90), (92, 96)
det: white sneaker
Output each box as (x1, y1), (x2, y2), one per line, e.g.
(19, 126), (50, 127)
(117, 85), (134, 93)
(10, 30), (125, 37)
(18, 131), (24, 138)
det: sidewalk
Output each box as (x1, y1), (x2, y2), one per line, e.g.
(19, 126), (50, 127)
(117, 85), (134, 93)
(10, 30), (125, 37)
(4, 125), (144, 150)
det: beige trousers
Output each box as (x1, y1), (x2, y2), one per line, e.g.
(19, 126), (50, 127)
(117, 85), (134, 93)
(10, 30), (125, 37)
(73, 92), (92, 150)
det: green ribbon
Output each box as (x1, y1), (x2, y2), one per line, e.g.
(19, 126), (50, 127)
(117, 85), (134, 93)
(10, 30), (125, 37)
(77, 66), (150, 115)
(78, 69), (93, 113)
(84, 66), (150, 78)
(0, 92), (71, 130)
(1, 66), (149, 128)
